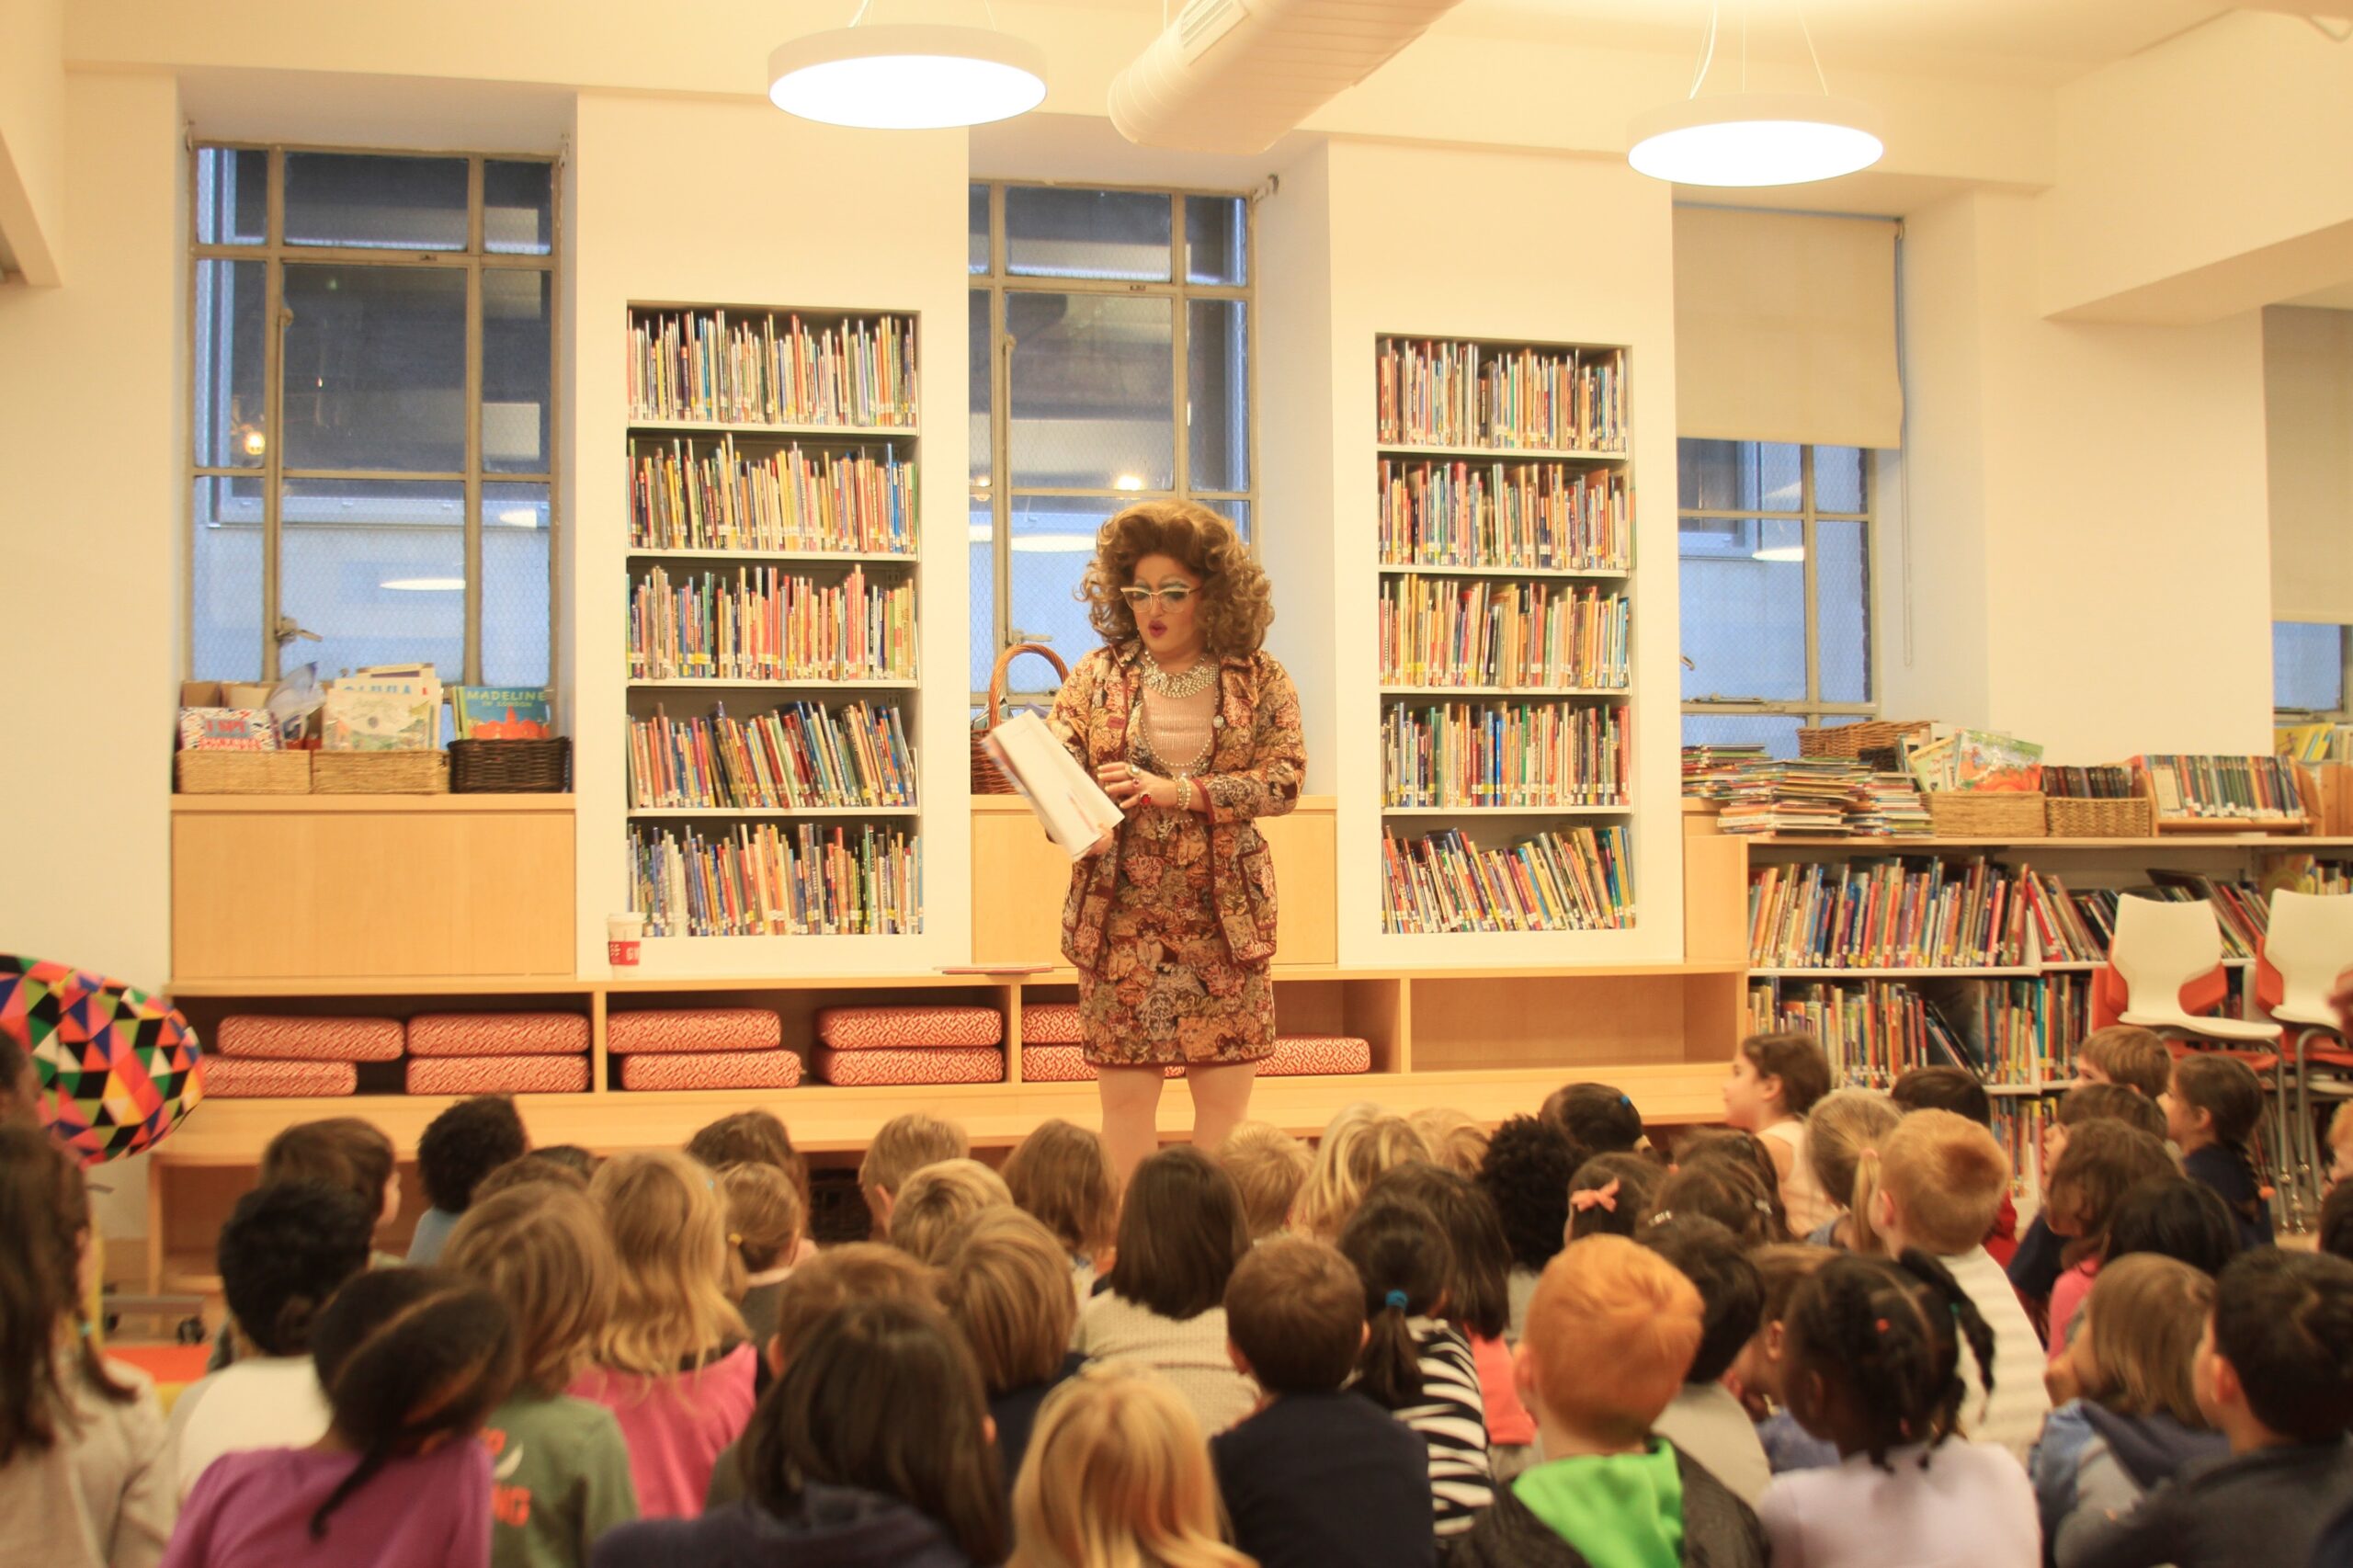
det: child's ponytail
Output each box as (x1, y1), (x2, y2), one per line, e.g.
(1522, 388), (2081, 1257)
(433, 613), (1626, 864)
(1783, 1251), (1980, 1472)
(1892, 1246), (1995, 1436)
(1336, 1197), (1450, 1408)
(2170, 1054), (2271, 1230)
(307, 1267), (517, 1539)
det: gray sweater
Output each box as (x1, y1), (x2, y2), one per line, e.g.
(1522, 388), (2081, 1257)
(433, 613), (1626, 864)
(2055, 1437), (2353, 1568)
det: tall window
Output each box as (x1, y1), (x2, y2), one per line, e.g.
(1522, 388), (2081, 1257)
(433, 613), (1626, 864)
(1678, 440), (1875, 755)
(189, 147), (558, 691)
(968, 183), (1255, 704)
(2275, 623), (2350, 718)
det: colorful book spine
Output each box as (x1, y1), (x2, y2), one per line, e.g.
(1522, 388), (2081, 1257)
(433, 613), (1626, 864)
(1990, 1096), (2052, 1203)
(1745, 856), (2031, 969)
(1378, 578), (1630, 689)
(1380, 825), (1634, 934)
(630, 437), (916, 555)
(626, 701), (915, 811)
(1374, 338), (1628, 452)
(1381, 701), (1627, 809)
(628, 823), (921, 937)
(627, 311), (917, 428)
(627, 565), (918, 683)
(1376, 460), (1630, 572)
(2139, 754), (2309, 823)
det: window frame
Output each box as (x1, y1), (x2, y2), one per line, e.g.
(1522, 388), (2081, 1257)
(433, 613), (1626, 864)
(187, 142), (562, 692)
(968, 180), (1257, 705)
(2272, 621), (2353, 722)
(1678, 441), (1879, 744)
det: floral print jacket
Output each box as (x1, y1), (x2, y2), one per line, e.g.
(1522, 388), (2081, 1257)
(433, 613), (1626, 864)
(1047, 642), (1306, 972)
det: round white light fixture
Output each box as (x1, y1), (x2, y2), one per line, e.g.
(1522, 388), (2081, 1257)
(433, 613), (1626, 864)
(1628, 92), (1882, 187)
(767, 24), (1046, 130)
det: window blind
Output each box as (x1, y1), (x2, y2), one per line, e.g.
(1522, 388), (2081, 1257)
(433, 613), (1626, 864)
(1673, 207), (1902, 451)
(2264, 305), (2353, 625)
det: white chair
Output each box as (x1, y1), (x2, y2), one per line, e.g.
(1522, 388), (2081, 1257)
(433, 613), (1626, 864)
(2111, 894), (2284, 1051)
(2260, 889), (2353, 1211)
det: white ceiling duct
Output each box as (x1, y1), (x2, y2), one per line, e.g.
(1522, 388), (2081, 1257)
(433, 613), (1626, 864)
(1109, 0), (1466, 155)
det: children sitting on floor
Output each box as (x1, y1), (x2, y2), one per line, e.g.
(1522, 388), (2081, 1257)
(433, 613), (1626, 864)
(1730, 1244), (1838, 1475)
(1011, 1363), (1250, 1568)
(1797, 1087), (1900, 1250)
(1476, 1116), (1586, 1344)
(408, 1096), (529, 1267)
(715, 1162), (803, 1367)
(1291, 1103), (1430, 1243)
(1002, 1119), (1120, 1300)
(1211, 1237), (1435, 1568)
(887, 1158), (1014, 1267)
(2040, 1120), (2178, 1357)
(1639, 1214), (1770, 1506)
(857, 1113), (970, 1238)
(938, 1208), (1086, 1492)
(2164, 1054), (2276, 1251)
(1213, 1121), (1312, 1244)
(1720, 1031), (1836, 1239)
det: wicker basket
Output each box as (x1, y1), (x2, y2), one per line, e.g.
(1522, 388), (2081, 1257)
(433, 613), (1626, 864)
(176, 751), (311, 794)
(450, 737), (570, 793)
(972, 642), (1070, 795)
(1924, 790), (2047, 838)
(311, 751), (450, 794)
(2046, 795), (2154, 838)
(1799, 719), (1931, 759)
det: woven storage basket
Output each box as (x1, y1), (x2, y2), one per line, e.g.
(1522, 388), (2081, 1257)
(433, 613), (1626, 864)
(2046, 795), (2154, 838)
(972, 642), (1069, 794)
(1798, 719), (1932, 759)
(450, 737), (570, 792)
(1925, 790), (2047, 837)
(311, 751), (449, 794)
(176, 751), (310, 794)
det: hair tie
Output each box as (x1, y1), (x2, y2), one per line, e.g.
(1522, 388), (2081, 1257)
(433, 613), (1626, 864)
(1874, 1317), (1891, 1335)
(1859, 1147), (1881, 1164)
(1618, 1095), (1633, 1108)
(1650, 1209), (1674, 1224)
(1384, 1290), (1409, 1312)
(728, 1233), (743, 1245)
(1570, 1177), (1620, 1214)
(1754, 1198), (1773, 1215)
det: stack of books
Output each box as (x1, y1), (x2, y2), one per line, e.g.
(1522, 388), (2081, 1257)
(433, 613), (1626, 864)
(627, 702), (915, 811)
(1381, 825), (1633, 934)
(628, 822), (921, 937)
(1681, 744), (1770, 799)
(1381, 701), (1627, 809)
(1849, 772), (1933, 836)
(1716, 757), (1871, 836)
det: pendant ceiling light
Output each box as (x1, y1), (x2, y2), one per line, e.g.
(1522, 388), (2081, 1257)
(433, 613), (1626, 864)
(1628, 4), (1881, 187)
(768, 0), (1047, 131)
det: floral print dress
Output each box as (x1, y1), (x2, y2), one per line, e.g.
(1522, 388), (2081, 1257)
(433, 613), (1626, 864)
(1047, 642), (1306, 1069)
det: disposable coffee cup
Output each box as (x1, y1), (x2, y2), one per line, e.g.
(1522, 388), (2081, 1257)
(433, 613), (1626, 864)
(608, 913), (645, 973)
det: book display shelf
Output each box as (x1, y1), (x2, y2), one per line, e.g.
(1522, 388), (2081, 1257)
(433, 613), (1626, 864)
(1370, 335), (1642, 954)
(621, 303), (926, 954)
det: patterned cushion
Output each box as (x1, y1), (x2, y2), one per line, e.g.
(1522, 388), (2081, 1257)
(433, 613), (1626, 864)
(619, 1051), (805, 1092)
(407, 1013), (589, 1058)
(0, 954), (205, 1165)
(814, 1006), (1005, 1051)
(404, 1056), (589, 1096)
(1019, 1003), (1085, 1046)
(607, 1009), (781, 1055)
(1018, 1046), (1181, 1083)
(215, 1016), (404, 1062)
(815, 1046), (1005, 1086)
(201, 1058), (357, 1097)
(1264, 1036), (1373, 1077)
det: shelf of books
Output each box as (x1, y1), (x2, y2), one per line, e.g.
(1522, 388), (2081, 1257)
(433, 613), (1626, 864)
(1370, 334), (1644, 959)
(621, 304), (926, 961)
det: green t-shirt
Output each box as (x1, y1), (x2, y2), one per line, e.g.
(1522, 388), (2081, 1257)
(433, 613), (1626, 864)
(1512, 1438), (1685, 1568)
(483, 1391), (640, 1568)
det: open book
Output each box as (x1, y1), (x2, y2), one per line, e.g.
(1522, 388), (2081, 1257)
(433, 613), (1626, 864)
(983, 710), (1127, 859)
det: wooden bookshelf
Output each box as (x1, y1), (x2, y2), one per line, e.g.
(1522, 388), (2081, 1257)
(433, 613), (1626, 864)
(621, 301), (927, 949)
(1370, 334), (1641, 948)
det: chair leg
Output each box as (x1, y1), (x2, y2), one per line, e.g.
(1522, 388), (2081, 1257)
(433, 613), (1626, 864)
(2278, 1032), (2310, 1233)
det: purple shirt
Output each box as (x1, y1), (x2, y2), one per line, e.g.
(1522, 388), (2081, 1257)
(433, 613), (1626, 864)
(160, 1435), (491, 1568)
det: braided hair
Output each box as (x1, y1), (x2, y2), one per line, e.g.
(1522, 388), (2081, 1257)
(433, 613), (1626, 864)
(306, 1267), (517, 1539)
(1336, 1195), (1452, 1409)
(1782, 1249), (1996, 1471)
(2169, 1054), (2268, 1232)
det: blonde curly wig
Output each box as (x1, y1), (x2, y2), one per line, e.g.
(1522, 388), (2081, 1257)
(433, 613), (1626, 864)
(1079, 501), (1274, 657)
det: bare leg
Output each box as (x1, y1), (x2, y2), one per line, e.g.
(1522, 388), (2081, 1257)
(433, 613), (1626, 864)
(1098, 1065), (1167, 1180)
(1187, 1061), (1259, 1154)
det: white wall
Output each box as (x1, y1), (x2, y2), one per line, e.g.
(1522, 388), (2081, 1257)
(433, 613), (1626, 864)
(0, 0), (65, 281)
(1891, 190), (2275, 758)
(0, 70), (186, 1233)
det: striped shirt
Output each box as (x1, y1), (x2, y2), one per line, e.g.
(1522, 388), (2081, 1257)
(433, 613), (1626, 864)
(1939, 1244), (2054, 1468)
(1361, 1318), (1494, 1540)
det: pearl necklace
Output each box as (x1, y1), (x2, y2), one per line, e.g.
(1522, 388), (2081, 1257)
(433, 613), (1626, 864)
(1139, 653), (1218, 699)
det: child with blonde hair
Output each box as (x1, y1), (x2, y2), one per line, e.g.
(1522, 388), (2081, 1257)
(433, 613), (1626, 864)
(570, 1152), (755, 1519)
(1871, 1110), (2050, 1464)
(1406, 1107), (1490, 1178)
(858, 1112), (970, 1234)
(1291, 1103), (1429, 1241)
(2075, 1024), (2174, 1100)
(1003, 1119), (1120, 1296)
(444, 1183), (639, 1568)
(1449, 1235), (1765, 1567)
(1720, 1031), (1836, 1238)
(1214, 1121), (1311, 1242)
(939, 1208), (1085, 1489)
(888, 1158), (1013, 1266)
(716, 1163), (803, 1359)
(1801, 1087), (1900, 1250)
(1009, 1364), (1253, 1568)
(2033, 1255), (2224, 1555)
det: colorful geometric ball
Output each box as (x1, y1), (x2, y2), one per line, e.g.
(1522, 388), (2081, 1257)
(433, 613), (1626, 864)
(0, 955), (205, 1165)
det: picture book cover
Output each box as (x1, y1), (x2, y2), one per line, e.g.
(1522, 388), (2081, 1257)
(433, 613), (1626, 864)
(454, 686), (551, 740)
(323, 665), (443, 751)
(178, 708), (278, 751)
(1954, 730), (2044, 792)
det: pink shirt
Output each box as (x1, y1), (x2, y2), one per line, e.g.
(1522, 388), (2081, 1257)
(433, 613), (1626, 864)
(2047, 1259), (2099, 1364)
(1470, 1333), (1536, 1447)
(569, 1345), (757, 1519)
(159, 1434), (490, 1568)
